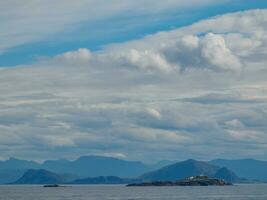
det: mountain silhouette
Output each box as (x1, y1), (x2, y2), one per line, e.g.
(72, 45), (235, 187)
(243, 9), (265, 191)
(141, 159), (240, 183)
(13, 169), (67, 184)
(210, 159), (267, 181)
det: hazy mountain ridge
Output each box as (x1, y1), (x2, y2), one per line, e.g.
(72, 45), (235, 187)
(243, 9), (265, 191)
(11, 160), (240, 184)
(42, 156), (150, 178)
(1, 156), (266, 184)
(11, 160), (241, 184)
(12, 169), (142, 185)
(0, 156), (170, 183)
(0, 158), (40, 170)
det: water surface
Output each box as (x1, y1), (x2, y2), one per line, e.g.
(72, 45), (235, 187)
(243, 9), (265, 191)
(0, 184), (267, 200)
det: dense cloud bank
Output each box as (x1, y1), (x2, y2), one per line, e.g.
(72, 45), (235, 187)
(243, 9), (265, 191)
(0, 10), (267, 161)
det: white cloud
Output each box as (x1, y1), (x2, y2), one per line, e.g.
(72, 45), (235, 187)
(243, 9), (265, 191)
(146, 108), (161, 120)
(95, 152), (127, 159)
(51, 32), (243, 73)
(41, 135), (76, 147)
(227, 130), (265, 142)
(108, 49), (176, 73)
(49, 9), (267, 74)
(200, 33), (242, 72)
(224, 119), (244, 129)
(1, 9), (267, 161)
(54, 48), (92, 65)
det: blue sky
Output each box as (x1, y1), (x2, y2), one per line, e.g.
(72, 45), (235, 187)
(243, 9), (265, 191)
(1, 0), (267, 67)
(1, 1), (267, 162)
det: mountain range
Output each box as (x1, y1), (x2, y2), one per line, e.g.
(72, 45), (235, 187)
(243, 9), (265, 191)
(1, 156), (267, 184)
(42, 156), (155, 178)
(13, 169), (142, 185)
(11, 160), (239, 185)
(0, 156), (170, 184)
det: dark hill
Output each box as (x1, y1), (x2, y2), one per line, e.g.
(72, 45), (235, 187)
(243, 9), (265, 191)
(141, 159), (240, 183)
(13, 169), (67, 184)
(141, 159), (219, 181)
(0, 169), (27, 184)
(210, 159), (267, 181)
(214, 167), (241, 183)
(0, 158), (41, 184)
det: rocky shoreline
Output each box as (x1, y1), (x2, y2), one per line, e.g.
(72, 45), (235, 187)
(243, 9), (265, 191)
(127, 176), (232, 187)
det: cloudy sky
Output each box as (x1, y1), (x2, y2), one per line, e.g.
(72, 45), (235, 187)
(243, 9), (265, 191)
(1, 0), (267, 162)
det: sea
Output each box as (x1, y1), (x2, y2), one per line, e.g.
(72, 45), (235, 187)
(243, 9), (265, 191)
(0, 184), (267, 200)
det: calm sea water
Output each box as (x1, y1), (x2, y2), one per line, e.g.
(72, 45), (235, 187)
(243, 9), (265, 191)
(0, 184), (267, 200)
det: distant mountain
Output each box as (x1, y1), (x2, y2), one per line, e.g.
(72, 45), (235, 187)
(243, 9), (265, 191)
(14, 169), (141, 185)
(0, 158), (40, 170)
(152, 160), (177, 169)
(214, 167), (241, 183)
(0, 169), (27, 184)
(141, 159), (219, 181)
(3, 156), (264, 184)
(42, 156), (152, 178)
(13, 169), (74, 184)
(0, 158), (41, 184)
(210, 159), (267, 181)
(141, 159), (240, 183)
(71, 176), (141, 184)
(1, 156), (165, 184)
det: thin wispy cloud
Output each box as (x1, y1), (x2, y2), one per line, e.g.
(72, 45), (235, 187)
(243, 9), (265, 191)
(0, 0), (222, 55)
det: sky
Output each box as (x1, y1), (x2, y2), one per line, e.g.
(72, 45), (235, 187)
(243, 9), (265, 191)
(0, 0), (267, 162)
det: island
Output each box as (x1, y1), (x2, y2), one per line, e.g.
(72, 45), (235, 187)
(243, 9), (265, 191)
(127, 176), (232, 187)
(43, 184), (60, 188)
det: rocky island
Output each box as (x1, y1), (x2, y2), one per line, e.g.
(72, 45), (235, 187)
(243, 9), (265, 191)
(43, 184), (60, 188)
(127, 176), (232, 187)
